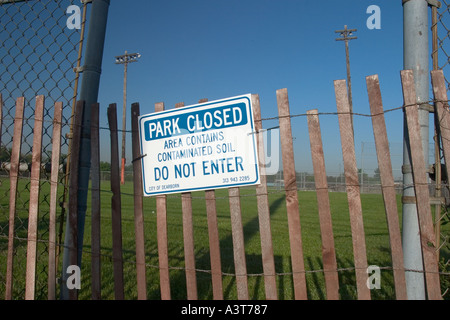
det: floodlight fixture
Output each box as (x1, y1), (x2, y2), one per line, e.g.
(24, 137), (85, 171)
(115, 52), (141, 64)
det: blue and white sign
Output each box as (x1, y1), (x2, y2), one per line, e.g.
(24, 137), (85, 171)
(138, 94), (260, 196)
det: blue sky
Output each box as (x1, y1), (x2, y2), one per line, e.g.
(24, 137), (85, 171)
(94, 0), (425, 176)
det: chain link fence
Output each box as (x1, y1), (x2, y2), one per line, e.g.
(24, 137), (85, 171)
(0, 0), (88, 299)
(433, 0), (450, 88)
(432, 0), (450, 297)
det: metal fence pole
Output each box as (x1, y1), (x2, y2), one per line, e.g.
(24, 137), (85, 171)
(60, 0), (110, 300)
(402, 0), (430, 300)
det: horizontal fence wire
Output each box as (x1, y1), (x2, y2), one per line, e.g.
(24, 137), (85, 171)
(0, 98), (438, 133)
(0, 233), (448, 277)
(1, 226), (448, 272)
(1, 100), (449, 204)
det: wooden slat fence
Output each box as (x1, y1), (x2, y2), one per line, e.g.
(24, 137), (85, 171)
(131, 102), (147, 300)
(366, 75), (407, 300)
(107, 103), (125, 300)
(306, 109), (340, 300)
(48, 101), (63, 300)
(154, 102), (171, 300)
(335, 79), (371, 300)
(90, 102), (102, 300)
(66, 100), (84, 300)
(277, 88), (307, 300)
(401, 71), (441, 300)
(252, 94), (278, 300)
(175, 101), (198, 301)
(3, 70), (448, 300)
(5, 96), (25, 300)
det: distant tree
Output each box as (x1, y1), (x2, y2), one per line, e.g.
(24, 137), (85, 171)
(99, 161), (111, 171)
(0, 146), (10, 162)
(0, 147), (33, 163)
(374, 167), (380, 180)
(357, 168), (369, 181)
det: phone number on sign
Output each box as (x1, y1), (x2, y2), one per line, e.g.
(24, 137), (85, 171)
(222, 175), (251, 184)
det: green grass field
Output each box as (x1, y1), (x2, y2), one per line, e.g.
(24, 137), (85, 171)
(0, 177), (448, 300)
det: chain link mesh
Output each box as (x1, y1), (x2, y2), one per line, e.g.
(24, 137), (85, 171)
(0, 0), (87, 299)
(435, 0), (450, 88)
(432, 0), (450, 298)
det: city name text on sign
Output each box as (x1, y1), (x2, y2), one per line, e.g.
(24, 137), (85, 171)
(138, 94), (260, 196)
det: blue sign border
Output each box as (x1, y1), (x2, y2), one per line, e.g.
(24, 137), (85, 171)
(138, 95), (259, 196)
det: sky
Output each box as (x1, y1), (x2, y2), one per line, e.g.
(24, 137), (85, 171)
(93, 0), (434, 176)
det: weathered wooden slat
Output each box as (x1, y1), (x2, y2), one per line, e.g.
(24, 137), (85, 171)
(198, 97), (224, 300)
(66, 100), (84, 300)
(156, 193), (170, 298)
(205, 189), (223, 300)
(276, 88), (307, 300)
(334, 79), (371, 300)
(90, 102), (101, 300)
(48, 101), (63, 300)
(155, 101), (171, 300)
(431, 70), (450, 264)
(366, 74), (407, 300)
(431, 70), (450, 194)
(174, 101), (198, 300)
(25, 95), (45, 300)
(228, 187), (249, 300)
(252, 94), (277, 300)
(108, 103), (125, 300)
(306, 109), (340, 300)
(5, 96), (25, 300)
(180, 192), (197, 300)
(131, 102), (147, 300)
(401, 70), (442, 300)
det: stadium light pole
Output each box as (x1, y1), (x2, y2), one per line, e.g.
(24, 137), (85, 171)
(335, 25), (357, 123)
(115, 51), (141, 184)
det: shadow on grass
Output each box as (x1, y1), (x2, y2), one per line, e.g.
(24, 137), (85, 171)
(129, 191), (290, 300)
(335, 254), (396, 300)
